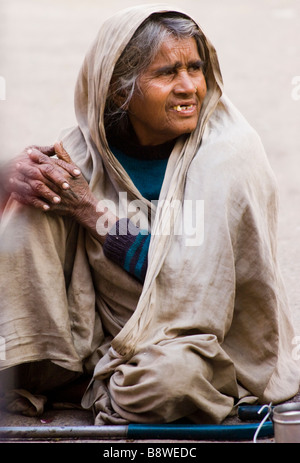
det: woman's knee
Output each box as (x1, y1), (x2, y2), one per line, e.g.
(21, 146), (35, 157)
(107, 345), (199, 421)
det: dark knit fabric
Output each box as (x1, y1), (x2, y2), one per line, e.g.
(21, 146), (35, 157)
(106, 115), (175, 160)
(110, 145), (169, 202)
(103, 218), (150, 282)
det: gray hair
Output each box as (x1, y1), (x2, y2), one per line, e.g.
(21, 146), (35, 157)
(104, 12), (207, 128)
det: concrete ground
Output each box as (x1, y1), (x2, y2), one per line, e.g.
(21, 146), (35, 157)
(0, 0), (300, 445)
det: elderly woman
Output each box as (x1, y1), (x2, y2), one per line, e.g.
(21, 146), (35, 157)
(0, 4), (299, 424)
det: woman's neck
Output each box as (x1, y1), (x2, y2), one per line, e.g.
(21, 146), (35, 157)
(106, 116), (177, 160)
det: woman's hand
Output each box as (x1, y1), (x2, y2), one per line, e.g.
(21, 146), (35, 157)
(0, 145), (53, 212)
(5, 142), (118, 241)
(7, 144), (83, 212)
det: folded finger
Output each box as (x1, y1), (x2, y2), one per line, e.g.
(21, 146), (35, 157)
(26, 148), (71, 188)
(54, 142), (81, 177)
(11, 191), (51, 211)
(27, 178), (62, 205)
(28, 147), (81, 181)
(54, 142), (71, 163)
(10, 171), (62, 206)
(26, 147), (53, 165)
(8, 175), (32, 195)
(53, 158), (81, 178)
(16, 160), (45, 182)
(30, 145), (55, 157)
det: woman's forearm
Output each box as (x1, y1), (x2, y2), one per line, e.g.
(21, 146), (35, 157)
(73, 192), (118, 244)
(74, 195), (149, 282)
(103, 218), (150, 282)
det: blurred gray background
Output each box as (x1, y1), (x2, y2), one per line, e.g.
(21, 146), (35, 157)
(1, 0), (300, 331)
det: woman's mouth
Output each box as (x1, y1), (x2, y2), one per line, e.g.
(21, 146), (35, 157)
(172, 104), (196, 113)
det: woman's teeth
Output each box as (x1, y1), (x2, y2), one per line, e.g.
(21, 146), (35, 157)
(173, 104), (194, 112)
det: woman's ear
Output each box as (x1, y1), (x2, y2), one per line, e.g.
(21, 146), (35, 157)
(109, 79), (128, 110)
(113, 92), (128, 110)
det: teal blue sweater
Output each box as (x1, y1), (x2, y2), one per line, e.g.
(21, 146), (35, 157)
(112, 146), (169, 202)
(102, 144), (170, 282)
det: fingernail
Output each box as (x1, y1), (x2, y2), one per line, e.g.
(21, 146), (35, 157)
(27, 149), (32, 155)
(73, 168), (81, 175)
(62, 182), (69, 189)
(53, 196), (61, 204)
(43, 204), (50, 211)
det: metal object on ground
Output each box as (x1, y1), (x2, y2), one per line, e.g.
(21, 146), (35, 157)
(238, 405), (273, 421)
(0, 421), (273, 441)
(273, 403), (300, 443)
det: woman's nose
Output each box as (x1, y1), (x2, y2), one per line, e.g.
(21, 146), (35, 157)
(173, 71), (196, 95)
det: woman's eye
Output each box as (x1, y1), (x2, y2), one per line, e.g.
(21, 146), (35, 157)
(161, 69), (174, 76)
(190, 62), (206, 74)
(189, 64), (204, 72)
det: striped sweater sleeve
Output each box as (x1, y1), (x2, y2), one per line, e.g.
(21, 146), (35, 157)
(103, 218), (150, 282)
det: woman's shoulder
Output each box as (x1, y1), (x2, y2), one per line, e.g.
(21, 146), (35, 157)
(197, 94), (271, 173)
(205, 95), (262, 152)
(188, 95), (277, 197)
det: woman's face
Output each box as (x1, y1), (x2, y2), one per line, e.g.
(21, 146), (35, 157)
(128, 36), (207, 146)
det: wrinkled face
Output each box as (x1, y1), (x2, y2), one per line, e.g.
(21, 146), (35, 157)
(128, 36), (207, 146)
